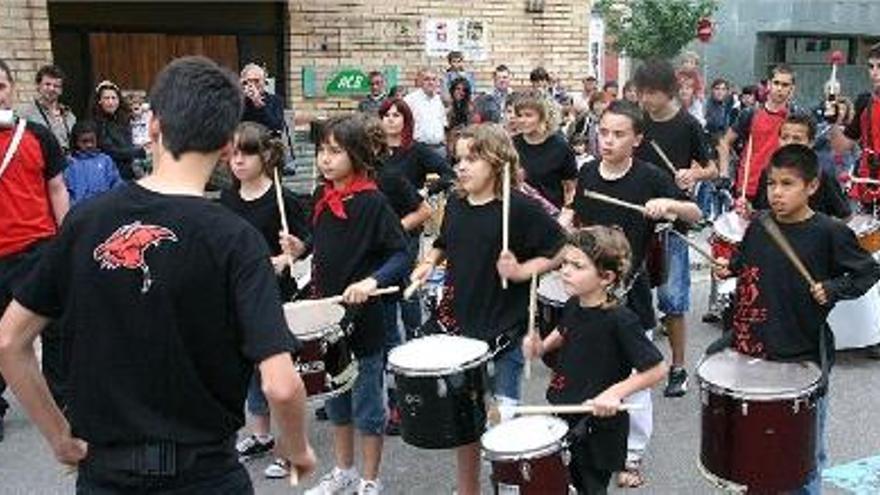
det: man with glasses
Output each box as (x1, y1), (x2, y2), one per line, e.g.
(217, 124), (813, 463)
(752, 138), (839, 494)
(718, 64), (798, 205)
(18, 65), (77, 153)
(240, 63), (285, 134)
(358, 71), (387, 115)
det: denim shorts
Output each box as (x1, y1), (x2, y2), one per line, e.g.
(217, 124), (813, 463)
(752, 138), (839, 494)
(656, 232), (691, 315)
(490, 343), (524, 402)
(324, 351), (386, 435)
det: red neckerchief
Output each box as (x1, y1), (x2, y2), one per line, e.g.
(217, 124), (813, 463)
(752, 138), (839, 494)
(312, 175), (378, 223)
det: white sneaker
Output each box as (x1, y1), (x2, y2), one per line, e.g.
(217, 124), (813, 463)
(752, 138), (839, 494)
(358, 479), (382, 495)
(264, 458), (290, 479)
(304, 466), (360, 495)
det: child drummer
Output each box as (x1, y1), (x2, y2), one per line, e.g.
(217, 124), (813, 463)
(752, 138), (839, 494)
(715, 144), (880, 493)
(523, 226), (667, 494)
(410, 123), (566, 495)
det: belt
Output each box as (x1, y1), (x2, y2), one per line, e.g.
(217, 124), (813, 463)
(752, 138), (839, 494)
(84, 437), (237, 477)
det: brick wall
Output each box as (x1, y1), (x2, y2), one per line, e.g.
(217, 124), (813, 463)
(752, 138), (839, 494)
(0, 0), (53, 102)
(288, 0), (592, 116)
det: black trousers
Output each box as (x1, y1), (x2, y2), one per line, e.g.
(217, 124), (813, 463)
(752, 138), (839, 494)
(0, 241), (67, 417)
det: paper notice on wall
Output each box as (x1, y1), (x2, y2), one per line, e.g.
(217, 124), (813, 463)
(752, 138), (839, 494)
(424, 19), (487, 61)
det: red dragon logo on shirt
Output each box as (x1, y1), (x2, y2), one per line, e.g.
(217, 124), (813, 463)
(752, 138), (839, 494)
(93, 221), (178, 294)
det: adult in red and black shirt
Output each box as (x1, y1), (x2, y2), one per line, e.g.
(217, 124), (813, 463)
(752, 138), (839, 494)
(0, 58), (69, 439)
(719, 65), (797, 202)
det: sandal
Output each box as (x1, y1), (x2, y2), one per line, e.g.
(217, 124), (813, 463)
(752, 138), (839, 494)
(617, 460), (645, 488)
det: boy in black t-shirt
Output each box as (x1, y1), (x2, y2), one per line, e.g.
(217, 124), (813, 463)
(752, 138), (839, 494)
(524, 227), (666, 494)
(411, 123), (566, 495)
(715, 144), (880, 493)
(0, 57), (316, 491)
(566, 100), (701, 488)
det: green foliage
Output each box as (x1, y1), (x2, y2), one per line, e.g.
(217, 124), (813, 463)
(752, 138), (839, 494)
(596, 0), (719, 60)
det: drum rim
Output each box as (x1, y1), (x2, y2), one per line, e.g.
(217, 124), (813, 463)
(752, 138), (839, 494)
(304, 362), (359, 403)
(389, 351), (491, 376)
(480, 415), (569, 461)
(289, 321), (349, 340)
(697, 458), (747, 493)
(695, 351), (822, 401)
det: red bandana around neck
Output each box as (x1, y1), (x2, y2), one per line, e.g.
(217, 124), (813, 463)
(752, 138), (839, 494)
(312, 175), (378, 223)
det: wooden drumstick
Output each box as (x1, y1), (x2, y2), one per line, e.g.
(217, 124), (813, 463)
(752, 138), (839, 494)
(666, 229), (726, 268)
(850, 177), (880, 186)
(289, 466), (299, 487)
(403, 278), (423, 300)
(739, 136), (754, 204)
(289, 286), (401, 308)
(273, 167), (296, 278)
(525, 272), (538, 380)
(649, 140), (680, 176)
(502, 162), (511, 289)
(758, 215), (817, 287)
(497, 402), (645, 418)
(584, 190), (678, 221)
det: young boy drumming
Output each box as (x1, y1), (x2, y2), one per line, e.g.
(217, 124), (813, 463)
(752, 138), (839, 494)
(564, 100), (701, 488)
(715, 144), (880, 494)
(523, 226), (667, 494)
(411, 123), (566, 495)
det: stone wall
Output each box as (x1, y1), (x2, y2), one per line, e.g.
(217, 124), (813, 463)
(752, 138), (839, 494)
(0, 0), (53, 102)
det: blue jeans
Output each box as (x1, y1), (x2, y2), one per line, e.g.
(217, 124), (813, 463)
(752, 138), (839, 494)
(491, 344), (524, 402)
(794, 394), (828, 494)
(245, 370), (269, 417)
(325, 351), (386, 435)
(657, 233), (691, 316)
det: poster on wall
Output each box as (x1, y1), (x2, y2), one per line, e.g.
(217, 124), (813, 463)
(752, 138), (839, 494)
(424, 18), (487, 61)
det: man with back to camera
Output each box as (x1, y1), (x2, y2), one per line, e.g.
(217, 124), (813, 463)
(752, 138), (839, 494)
(0, 56), (316, 492)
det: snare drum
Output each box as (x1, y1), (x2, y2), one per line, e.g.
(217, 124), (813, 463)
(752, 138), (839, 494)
(710, 212), (748, 260)
(481, 415), (571, 495)
(536, 271), (568, 368)
(697, 350), (821, 493)
(848, 214), (880, 253)
(388, 334), (491, 449)
(283, 302), (357, 401)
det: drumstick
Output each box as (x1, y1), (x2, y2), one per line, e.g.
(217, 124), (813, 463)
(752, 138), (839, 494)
(525, 272), (537, 380)
(273, 167), (296, 278)
(850, 177), (880, 185)
(739, 136), (754, 203)
(290, 286), (401, 308)
(584, 190), (678, 221)
(403, 278), (423, 300)
(649, 140), (679, 176)
(502, 162), (511, 289)
(758, 215), (817, 287)
(500, 402), (645, 417)
(666, 229), (726, 268)
(289, 466), (299, 487)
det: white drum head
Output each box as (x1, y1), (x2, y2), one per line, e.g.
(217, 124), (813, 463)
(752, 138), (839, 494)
(388, 334), (489, 374)
(283, 302), (345, 339)
(848, 214), (880, 236)
(712, 212), (748, 243)
(718, 278), (737, 296)
(482, 415), (568, 458)
(537, 271), (568, 304)
(697, 349), (821, 399)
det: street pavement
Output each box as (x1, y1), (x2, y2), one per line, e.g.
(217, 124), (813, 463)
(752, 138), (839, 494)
(1, 270), (879, 494)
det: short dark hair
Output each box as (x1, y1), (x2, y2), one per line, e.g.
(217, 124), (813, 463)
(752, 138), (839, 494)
(367, 70), (383, 80)
(494, 64), (510, 74)
(602, 100), (645, 135)
(318, 114), (378, 178)
(782, 112), (817, 142)
(603, 80), (619, 91)
(869, 42), (880, 60)
(771, 63), (796, 84)
(769, 143), (818, 182)
(148, 56), (243, 159)
(632, 59), (678, 96)
(711, 78), (728, 89)
(569, 133), (589, 149)
(71, 120), (97, 142)
(741, 85), (758, 96)
(0, 58), (12, 83)
(35, 65), (65, 84)
(447, 50), (464, 62)
(529, 66), (551, 83)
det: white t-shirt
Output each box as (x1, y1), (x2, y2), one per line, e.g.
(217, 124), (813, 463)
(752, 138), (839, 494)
(404, 89), (446, 146)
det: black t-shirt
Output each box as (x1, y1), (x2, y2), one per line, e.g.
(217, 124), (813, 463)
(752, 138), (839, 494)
(311, 189), (407, 356)
(752, 167), (851, 220)
(730, 212), (880, 363)
(433, 191), (565, 342)
(635, 108), (711, 173)
(219, 184), (311, 300)
(385, 142), (455, 194)
(514, 132), (578, 208)
(547, 300), (663, 470)
(376, 165), (424, 220)
(843, 93), (874, 142)
(13, 183), (300, 445)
